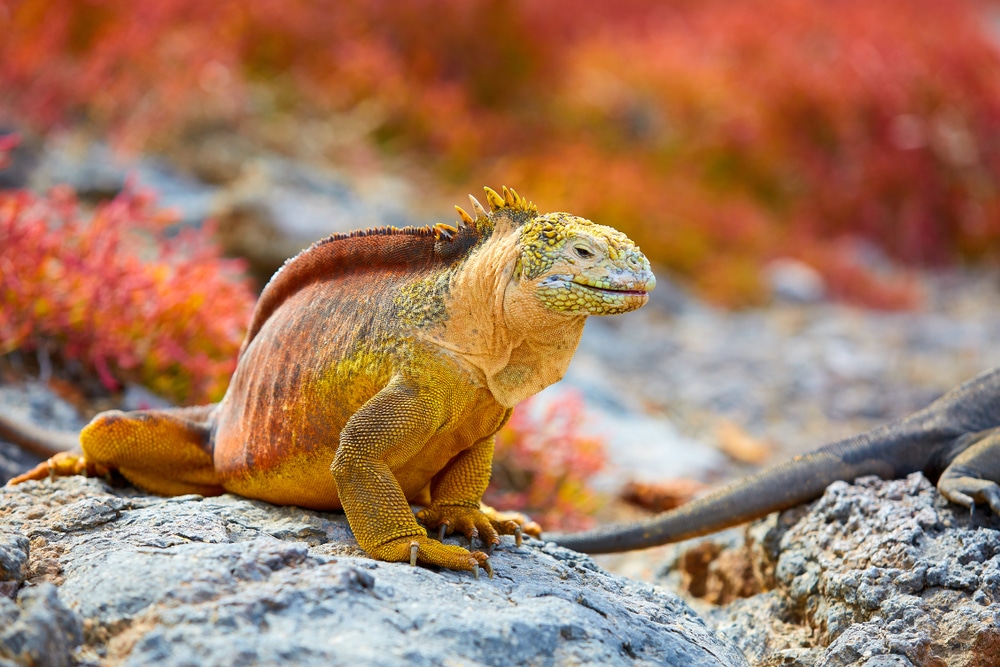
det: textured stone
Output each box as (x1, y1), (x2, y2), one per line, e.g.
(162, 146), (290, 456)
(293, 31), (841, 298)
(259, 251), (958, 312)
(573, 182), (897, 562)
(0, 583), (83, 667)
(665, 474), (1000, 667)
(0, 531), (29, 599)
(0, 477), (746, 667)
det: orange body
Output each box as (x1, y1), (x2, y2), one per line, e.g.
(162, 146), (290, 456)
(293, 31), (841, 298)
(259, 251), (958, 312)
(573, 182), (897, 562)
(54, 187), (656, 574)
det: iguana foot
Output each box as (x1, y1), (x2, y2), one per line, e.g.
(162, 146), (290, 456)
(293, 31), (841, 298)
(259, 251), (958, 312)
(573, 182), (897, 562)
(478, 504), (543, 544)
(373, 534), (490, 577)
(417, 504), (530, 552)
(939, 476), (1000, 515)
(937, 429), (1000, 515)
(6, 452), (109, 486)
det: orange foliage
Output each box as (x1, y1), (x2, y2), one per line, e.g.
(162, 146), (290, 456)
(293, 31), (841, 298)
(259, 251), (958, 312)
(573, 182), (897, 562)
(0, 178), (256, 402)
(487, 393), (607, 531)
(3, 0), (1000, 306)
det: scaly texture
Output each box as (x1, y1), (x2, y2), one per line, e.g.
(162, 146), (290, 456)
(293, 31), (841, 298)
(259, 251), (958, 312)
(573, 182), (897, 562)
(10, 186), (656, 574)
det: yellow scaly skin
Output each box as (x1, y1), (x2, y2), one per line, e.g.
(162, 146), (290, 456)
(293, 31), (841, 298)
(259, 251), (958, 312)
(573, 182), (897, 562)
(7, 187), (655, 576)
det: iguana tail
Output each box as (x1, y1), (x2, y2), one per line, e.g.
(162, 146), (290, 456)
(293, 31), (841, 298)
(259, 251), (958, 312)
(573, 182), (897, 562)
(547, 427), (907, 553)
(0, 412), (81, 458)
(550, 366), (1000, 554)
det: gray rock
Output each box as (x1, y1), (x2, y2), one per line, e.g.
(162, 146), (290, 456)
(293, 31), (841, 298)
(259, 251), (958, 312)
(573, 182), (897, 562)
(0, 583), (83, 667)
(664, 474), (1000, 667)
(0, 477), (747, 667)
(28, 136), (219, 226)
(765, 258), (827, 304)
(0, 531), (29, 599)
(212, 157), (423, 283)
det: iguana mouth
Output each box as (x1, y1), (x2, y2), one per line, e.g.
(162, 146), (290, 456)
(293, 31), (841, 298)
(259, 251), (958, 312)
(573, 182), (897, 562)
(571, 276), (652, 297)
(577, 284), (649, 297)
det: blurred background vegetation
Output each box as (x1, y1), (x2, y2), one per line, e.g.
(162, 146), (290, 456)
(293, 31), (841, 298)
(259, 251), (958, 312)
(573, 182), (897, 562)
(3, 0), (1000, 526)
(4, 0), (1000, 308)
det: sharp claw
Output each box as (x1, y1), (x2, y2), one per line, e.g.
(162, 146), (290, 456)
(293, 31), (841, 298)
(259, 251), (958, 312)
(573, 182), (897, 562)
(438, 524), (447, 541)
(484, 558), (493, 579)
(472, 564), (480, 580)
(468, 528), (479, 549)
(409, 541), (419, 567)
(486, 541), (496, 556)
(515, 526), (522, 547)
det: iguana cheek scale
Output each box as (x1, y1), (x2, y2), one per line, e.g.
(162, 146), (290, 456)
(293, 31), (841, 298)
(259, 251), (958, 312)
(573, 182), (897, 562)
(5, 186), (656, 577)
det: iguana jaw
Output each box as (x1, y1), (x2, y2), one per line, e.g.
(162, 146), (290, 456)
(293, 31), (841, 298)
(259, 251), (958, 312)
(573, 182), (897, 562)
(533, 273), (653, 315)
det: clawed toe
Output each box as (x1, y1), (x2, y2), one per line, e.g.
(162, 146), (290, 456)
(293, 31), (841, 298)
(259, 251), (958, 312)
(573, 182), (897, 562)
(939, 473), (1000, 517)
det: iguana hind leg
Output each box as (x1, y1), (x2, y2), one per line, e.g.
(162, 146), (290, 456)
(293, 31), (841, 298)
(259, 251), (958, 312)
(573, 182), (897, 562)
(80, 406), (224, 496)
(937, 427), (1000, 515)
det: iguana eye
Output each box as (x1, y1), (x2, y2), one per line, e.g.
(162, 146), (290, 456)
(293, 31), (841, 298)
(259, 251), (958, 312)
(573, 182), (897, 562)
(574, 245), (595, 259)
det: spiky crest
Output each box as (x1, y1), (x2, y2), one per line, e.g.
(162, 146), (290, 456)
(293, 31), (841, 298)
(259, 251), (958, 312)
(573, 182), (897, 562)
(454, 186), (538, 237)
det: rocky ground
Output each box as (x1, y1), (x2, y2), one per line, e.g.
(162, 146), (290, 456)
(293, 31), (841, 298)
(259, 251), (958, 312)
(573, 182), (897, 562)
(660, 474), (1000, 667)
(0, 476), (746, 667)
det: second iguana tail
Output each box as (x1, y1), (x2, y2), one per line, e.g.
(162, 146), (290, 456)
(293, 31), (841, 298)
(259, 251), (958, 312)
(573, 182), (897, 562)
(549, 366), (1000, 554)
(0, 413), (80, 458)
(548, 426), (913, 553)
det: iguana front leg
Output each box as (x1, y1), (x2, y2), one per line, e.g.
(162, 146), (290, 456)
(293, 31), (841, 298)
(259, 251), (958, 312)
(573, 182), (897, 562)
(416, 435), (525, 554)
(331, 376), (490, 576)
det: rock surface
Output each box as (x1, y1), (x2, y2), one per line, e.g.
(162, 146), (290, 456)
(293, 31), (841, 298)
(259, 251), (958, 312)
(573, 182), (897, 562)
(661, 474), (1000, 667)
(0, 477), (747, 667)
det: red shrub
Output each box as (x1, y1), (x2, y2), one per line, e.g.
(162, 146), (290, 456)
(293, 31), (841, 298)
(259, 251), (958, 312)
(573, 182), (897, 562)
(0, 183), (256, 402)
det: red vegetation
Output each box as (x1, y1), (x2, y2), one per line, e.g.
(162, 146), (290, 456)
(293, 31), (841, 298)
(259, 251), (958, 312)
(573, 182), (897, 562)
(0, 179), (256, 403)
(3, 0), (998, 306)
(1, 0), (997, 306)
(488, 392), (607, 531)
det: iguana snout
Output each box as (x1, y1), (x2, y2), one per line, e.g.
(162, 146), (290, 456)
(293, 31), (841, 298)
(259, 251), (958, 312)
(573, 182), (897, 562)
(519, 211), (655, 316)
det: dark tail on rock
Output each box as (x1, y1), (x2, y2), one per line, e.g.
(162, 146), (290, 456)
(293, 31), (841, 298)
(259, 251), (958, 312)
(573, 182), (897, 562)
(0, 413), (81, 458)
(549, 366), (1000, 554)
(546, 434), (900, 553)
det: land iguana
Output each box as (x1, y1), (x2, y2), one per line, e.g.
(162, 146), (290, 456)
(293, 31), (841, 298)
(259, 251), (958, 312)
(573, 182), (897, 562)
(0, 186), (656, 577)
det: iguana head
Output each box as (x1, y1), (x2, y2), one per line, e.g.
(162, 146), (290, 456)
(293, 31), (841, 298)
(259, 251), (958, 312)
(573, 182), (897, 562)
(455, 187), (655, 318)
(515, 211), (655, 316)
(442, 186), (656, 405)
